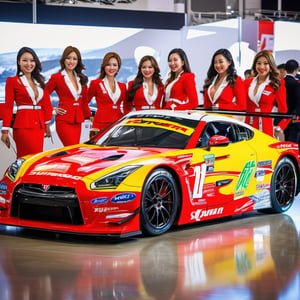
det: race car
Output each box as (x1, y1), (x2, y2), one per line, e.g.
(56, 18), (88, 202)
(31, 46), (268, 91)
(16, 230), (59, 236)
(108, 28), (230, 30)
(0, 110), (299, 238)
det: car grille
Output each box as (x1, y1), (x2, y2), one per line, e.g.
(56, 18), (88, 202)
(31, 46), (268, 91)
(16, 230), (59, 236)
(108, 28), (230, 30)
(11, 183), (84, 225)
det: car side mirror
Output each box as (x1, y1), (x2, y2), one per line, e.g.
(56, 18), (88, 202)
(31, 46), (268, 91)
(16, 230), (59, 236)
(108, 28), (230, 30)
(208, 135), (229, 147)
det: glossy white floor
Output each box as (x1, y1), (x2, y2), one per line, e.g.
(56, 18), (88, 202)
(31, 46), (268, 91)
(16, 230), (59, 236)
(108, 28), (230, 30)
(0, 195), (300, 300)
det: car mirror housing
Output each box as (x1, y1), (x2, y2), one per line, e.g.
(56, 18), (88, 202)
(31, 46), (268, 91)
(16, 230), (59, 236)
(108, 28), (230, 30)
(208, 135), (229, 147)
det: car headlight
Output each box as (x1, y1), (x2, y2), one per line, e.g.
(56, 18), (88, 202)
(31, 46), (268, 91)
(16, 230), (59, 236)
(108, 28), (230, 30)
(7, 158), (25, 181)
(91, 165), (141, 189)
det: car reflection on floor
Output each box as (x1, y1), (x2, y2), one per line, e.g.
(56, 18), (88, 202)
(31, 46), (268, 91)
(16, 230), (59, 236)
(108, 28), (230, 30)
(0, 203), (300, 300)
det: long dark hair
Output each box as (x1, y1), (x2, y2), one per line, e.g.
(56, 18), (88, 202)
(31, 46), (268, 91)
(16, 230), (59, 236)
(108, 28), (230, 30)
(166, 48), (192, 85)
(98, 52), (122, 79)
(59, 46), (88, 85)
(16, 47), (45, 88)
(127, 55), (163, 103)
(203, 48), (237, 90)
(251, 50), (281, 91)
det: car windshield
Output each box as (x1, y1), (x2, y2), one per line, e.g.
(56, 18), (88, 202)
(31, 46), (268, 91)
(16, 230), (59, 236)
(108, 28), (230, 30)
(95, 114), (198, 149)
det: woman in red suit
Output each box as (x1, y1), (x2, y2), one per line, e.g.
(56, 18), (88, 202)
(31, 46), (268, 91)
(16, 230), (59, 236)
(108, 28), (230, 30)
(46, 46), (91, 146)
(125, 55), (165, 112)
(1, 47), (52, 158)
(203, 48), (246, 111)
(164, 48), (199, 110)
(87, 52), (126, 137)
(245, 50), (287, 137)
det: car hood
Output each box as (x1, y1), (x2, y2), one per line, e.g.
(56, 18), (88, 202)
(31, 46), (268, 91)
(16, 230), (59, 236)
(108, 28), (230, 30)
(25, 146), (172, 179)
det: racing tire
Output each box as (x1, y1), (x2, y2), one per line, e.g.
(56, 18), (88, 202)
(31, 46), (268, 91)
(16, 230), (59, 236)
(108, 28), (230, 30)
(267, 157), (296, 213)
(140, 168), (179, 236)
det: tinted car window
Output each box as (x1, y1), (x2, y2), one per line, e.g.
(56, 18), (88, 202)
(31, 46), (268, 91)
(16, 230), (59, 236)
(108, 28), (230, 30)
(197, 121), (236, 147)
(235, 124), (254, 141)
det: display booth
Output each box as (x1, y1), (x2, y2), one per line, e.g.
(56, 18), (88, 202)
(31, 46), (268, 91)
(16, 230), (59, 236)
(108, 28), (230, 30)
(0, 18), (300, 177)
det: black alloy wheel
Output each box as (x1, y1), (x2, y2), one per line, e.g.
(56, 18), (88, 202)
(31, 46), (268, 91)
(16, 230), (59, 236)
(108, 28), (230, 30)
(140, 168), (179, 235)
(269, 157), (296, 213)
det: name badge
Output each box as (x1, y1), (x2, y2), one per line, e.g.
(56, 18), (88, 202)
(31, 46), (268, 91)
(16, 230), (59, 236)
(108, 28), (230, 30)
(263, 90), (272, 96)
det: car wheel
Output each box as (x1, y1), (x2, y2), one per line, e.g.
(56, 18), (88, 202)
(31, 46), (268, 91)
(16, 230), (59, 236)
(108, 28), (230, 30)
(269, 157), (296, 213)
(140, 168), (179, 236)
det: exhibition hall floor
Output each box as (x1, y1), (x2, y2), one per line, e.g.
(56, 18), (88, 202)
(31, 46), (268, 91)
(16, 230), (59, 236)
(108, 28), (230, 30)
(1, 198), (300, 300)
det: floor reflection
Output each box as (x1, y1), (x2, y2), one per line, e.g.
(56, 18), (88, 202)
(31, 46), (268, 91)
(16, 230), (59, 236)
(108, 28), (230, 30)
(0, 203), (300, 300)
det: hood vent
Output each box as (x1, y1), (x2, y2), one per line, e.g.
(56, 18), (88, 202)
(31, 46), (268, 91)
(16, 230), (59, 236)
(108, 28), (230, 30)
(49, 151), (69, 158)
(102, 154), (125, 161)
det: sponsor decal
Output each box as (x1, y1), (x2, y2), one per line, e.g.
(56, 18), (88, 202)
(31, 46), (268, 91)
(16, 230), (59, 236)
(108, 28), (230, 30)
(124, 118), (193, 135)
(257, 160), (272, 167)
(191, 207), (223, 221)
(0, 182), (7, 195)
(271, 143), (293, 149)
(111, 192), (136, 203)
(250, 190), (271, 209)
(207, 166), (214, 173)
(255, 169), (265, 182)
(234, 191), (244, 197)
(203, 154), (215, 166)
(235, 160), (256, 191)
(256, 183), (271, 190)
(33, 163), (70, 172)
(0, 196), (6, 204)
(94, 207), (119, 213)
(29, 171), (81, 180)
(91, 197), (109, 204)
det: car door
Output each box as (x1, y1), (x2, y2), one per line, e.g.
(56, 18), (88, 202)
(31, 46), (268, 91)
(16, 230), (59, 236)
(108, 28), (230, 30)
(189, 121), (257, 207)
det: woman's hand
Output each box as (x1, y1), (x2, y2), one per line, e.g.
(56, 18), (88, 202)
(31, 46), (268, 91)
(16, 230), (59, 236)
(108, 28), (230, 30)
(44, 124), (51, 138)
(89, 128), (100, 139)
(55, 107), (67, 115)
(1, 131), (10, 149)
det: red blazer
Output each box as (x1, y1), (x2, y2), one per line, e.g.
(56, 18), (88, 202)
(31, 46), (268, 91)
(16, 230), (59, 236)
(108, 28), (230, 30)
(87, 78), (126, 128)
(203, 76), (246, 111)
(2, 76), (52, 130)
(45, 72), (91, 124)
(125, 81), (165, 113)
(245, 77), (287, 136)
(164, 72), (199, 110)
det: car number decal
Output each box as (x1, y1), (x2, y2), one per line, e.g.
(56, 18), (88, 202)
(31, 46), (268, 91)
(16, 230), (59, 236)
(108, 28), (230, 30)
(193, 163), (207, 199)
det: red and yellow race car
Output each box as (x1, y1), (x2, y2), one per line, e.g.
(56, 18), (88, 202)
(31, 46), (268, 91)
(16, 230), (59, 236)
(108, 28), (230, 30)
(0, 110), (299, 237)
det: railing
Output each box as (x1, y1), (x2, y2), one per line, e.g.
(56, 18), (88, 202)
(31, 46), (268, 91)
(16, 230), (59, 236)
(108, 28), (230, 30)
(189, 8), (300, 25)
(191, 11), (239, 25)
(245, 9), (300, 22)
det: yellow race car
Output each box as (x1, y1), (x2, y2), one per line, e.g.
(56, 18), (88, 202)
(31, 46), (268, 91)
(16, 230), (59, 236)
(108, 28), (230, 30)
(0, 110), (299, 237)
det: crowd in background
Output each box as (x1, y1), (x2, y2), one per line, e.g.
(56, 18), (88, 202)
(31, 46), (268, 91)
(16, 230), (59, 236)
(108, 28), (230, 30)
(1, 45), (300, 158)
